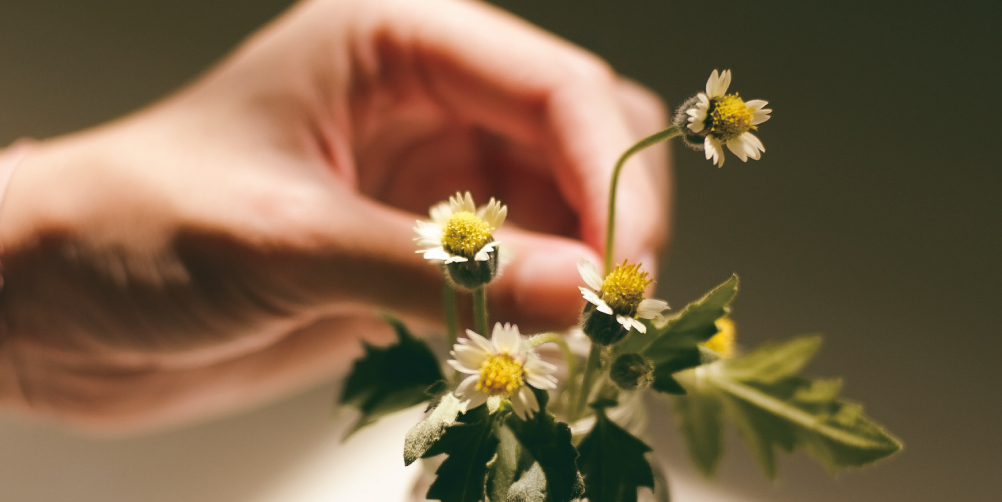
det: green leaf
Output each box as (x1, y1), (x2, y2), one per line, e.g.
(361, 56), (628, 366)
(506, 463), (547, 502)
(404, 393), (467, 466)
(649, 349), (703, 395)
(487, 425), (524, 502)
(577, 406), (655, 502)
(640, 274), (739, 363)
(673, 389), (724, 477)
(505, 399), (585, 502)
(339, 314), (444, 437)
(723, 334), (822, 383)
(695, 337), (904, 478)
(423, 406), (500, 502)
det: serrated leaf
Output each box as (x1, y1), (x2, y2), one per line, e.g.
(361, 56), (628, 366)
(405, 393), (467, 466)
(506, 463), (547, 502)
(639, 275), (739, 363)
(673, 389), (724, 477)
(339, 315), (444, 436)
(649, 349), (703, 395)
(505, 398), (584, 502)
(577, 407), (655, 502)
(723, 334), (822, 383)
(423, 406), (500, 502)
(710, 372), (902, 478)
(487, 425), (523, 502)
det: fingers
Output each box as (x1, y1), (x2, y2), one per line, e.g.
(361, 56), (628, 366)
(0, 311), (398, 431)
(356, 0), (669, 268)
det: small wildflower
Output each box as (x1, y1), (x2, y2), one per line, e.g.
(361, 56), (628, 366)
(448, 323), (558, 420)
(675, 70), (771, 167)
(578, 260), (669, 345)
(700, 317), (736, 358)
(610, 353), (655, 391)
(414, 192), (507, 289)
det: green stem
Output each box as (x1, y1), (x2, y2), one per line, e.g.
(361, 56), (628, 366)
(472, 286), (489, 336)
(604, 125), (681, 274)
(443, 283), (459, 349)
(572, 343), (604, 421)
(530, 333), (579, 407)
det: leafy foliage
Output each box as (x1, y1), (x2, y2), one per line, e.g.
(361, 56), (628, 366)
(339, 315), (444, 436)
(674, 335), (903, 478)
(615, 275), (738, 394)
(504, 390), (584, 502)
(577, 406), (655, 502)
(673, 387), (724, 476)
(423, 406), (500, 502)
(404, 393), (466, 466)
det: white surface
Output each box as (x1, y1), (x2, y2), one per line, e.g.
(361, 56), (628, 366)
(0, 381), (755, 502)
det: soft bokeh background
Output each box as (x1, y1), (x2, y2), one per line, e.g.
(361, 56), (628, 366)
(1, 0), (999, 500)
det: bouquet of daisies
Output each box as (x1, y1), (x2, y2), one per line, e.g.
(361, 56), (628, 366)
(338, 71), (901, 502)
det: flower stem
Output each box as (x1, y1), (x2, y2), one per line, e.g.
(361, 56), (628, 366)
(473, 286), (489, 336)
(530, 333), (579, 407)
(572, 343), (604, 421)
(604, 126), (681, 274)
(443, 283), (459, 348)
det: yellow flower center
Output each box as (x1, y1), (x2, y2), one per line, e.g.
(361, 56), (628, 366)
(476, 353), (525, 396)
(600, 261), (652, 316)
(709, 94), (754, 141)
(442, 212), (492, 259)
(701, 317), (736, 358)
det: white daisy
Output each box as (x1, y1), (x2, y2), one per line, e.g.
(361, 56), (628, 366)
(683, 69), (772, 167)
(414, 191), (507, 264)
(448, 323), (558, 420)
(578, 260), (669, 334)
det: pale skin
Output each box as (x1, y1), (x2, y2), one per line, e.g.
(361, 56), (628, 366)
(0, 0), (669, 431)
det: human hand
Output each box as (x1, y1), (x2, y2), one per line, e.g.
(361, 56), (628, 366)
(0, 0), (668, 429)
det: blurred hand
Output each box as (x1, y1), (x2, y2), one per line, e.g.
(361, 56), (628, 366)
(0, 0), (669, 430)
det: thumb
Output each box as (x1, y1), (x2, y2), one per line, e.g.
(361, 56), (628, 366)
(486, 226), (601, 333)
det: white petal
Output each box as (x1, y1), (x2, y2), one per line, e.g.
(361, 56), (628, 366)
(726, 136), (750, 162)
(456, 375), (479, 396)
(579, 288), (614, 314)
(474, 241), (498, 262)
(637, 298), (669, 318)
(465, 330), (495, 353)
(422, 248), (452, 261)
(463, 390), (490, 411)
(429, 202), (453, 224)
(743, 132), (765, 156)
(451, 345), (489, 371)
(448, 359), (476, 374)
(704, 136), (724, 167)
(492, 323), (522, 354)
(513, 386), (540, 420)
(477, 198), (507, 230)
(745, 99), (768, 111)
(526, 372), (558, 390)
(751, 110), (772, 126)
(577, 260), (605, 290)
(705, 69), (720, 97)
(717, 69), (732, 96)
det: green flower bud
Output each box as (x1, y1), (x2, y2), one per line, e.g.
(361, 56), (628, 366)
(609, 353), (654, 391)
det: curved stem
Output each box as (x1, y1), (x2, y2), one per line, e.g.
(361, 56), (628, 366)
(604, 126), (681, 274)
(472, 286), (489, 336)
(529, 333), (579, 407)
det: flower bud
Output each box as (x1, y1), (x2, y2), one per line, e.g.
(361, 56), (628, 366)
(444, 243), (500, 289)
(610, 353), (654, 391)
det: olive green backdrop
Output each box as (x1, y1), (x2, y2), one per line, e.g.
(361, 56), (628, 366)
(0, 1), (998, 500)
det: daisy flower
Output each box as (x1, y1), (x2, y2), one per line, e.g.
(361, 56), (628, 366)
(679, 69), (772, 167)
(414, 192), (507, 288)
(578, 260), (669, 345)
(448, 323), (558, 420)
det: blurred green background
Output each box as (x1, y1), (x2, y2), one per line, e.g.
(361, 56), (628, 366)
(0, 0), (999, 500)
